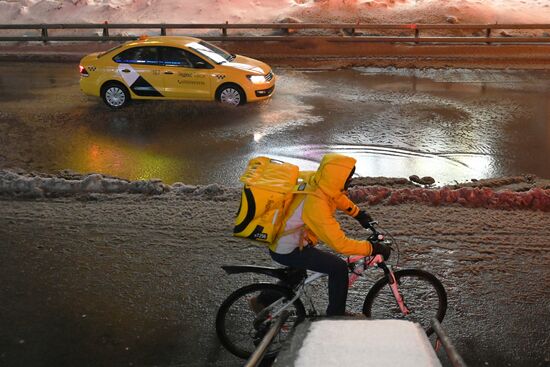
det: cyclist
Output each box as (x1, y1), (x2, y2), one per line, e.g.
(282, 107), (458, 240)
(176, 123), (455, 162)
(251, 153), (391, 316)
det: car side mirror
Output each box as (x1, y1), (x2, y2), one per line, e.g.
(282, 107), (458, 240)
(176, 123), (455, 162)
(195, 61), (211, 69)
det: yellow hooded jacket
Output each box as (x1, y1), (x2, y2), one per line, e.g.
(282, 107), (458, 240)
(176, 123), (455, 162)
(270, 153), (373, 256)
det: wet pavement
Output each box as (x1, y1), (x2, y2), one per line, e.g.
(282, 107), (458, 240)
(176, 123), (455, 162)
(0, 62), (550, 185)
(1, 195), (549, 367)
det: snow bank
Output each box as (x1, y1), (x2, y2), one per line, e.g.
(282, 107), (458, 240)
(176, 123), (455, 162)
(348, 175), (550, 211)
(0, 169), (239, 200)
(1, 0), (549, 26)
(1, 169), (549, 211)
(0, 169), (169, 197)
(349, 185), (550, 211)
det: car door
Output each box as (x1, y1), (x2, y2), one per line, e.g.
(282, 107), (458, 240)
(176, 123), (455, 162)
(159, 47), (212, 100)
(112, 46), (164, 97)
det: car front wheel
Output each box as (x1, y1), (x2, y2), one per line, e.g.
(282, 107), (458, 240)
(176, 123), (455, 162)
(102, 83), (130, 109)
(217, 85), (245, 106)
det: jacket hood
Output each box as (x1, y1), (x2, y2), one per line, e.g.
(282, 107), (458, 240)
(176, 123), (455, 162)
(310, 154), (356, 198)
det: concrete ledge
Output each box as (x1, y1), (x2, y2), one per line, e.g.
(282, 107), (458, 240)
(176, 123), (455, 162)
(274, 319), (441, 367)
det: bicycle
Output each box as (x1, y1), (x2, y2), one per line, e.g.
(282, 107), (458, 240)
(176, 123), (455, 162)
(215, 223), (448, 359)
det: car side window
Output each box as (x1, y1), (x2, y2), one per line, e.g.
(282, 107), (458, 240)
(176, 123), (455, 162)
(160, 47), (193, 68)
(186, 51), (214, 69)
(113, 47), (159, 65)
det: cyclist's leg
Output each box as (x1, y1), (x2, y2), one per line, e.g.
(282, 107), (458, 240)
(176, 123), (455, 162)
(270, 246), (348, 316)
(256, 288), (285, 310)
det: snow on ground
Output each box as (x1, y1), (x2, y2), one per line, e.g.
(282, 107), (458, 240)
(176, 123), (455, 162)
(1, 171), (549, 366)
(295, 320), (441, 367)
(1, 0), (550, 25)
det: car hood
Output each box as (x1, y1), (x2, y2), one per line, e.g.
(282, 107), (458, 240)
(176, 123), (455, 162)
(221, 55), (270, 75)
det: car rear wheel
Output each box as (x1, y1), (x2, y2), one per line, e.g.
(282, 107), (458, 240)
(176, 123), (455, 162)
(102, 83), (130, 109)
(217, 85), (245, 106)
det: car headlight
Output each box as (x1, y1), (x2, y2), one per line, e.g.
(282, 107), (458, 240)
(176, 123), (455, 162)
(247, 75), (267, 84)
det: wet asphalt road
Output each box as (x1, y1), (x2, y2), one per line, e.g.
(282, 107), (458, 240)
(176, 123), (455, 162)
(0, 62), (550, 185)
(1, 197), (549, 367)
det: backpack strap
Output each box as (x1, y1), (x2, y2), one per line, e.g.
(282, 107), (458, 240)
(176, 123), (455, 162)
(273, 182), (320, 245)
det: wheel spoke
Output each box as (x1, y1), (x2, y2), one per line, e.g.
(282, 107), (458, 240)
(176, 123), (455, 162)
(220, 88), (241, 106)
(105, 87), (125, 107)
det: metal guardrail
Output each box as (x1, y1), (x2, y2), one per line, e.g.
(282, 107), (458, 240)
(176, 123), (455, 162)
(432, 318), (467, 367)
(244, 316), (464, 367)
(244, 310), (290, 367)
(1, 23), (550, 44)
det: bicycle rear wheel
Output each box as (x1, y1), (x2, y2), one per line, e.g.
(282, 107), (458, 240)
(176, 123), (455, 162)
(362, 269), (447, 336)
(215, 283), (306, 359)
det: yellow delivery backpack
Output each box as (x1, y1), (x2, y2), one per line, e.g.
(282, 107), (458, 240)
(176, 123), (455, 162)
(233, 156), (300, 244)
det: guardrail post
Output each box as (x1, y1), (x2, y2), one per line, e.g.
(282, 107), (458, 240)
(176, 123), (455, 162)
(222, 21), (228, 36)
(41, 26), (48, 44)
(486, 27), (492, 45)
(161, 27), (166, 36)
(102, 21), (109, 39)
(342, 27), (355, 36)
(415, 27), (420, 44)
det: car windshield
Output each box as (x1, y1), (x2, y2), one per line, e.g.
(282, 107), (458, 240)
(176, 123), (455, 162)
(98, 44), (123, 58)
(186, 41), (234, 64)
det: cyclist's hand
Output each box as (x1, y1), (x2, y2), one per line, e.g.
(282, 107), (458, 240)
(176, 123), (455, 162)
(354, 210), (374, 229)
(370, 241), (391, 261)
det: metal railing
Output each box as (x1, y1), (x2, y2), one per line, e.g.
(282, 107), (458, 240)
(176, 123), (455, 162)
(432, 319), (467, 367)
(1, 22), (550, 44)
(244, 310), (290, 367)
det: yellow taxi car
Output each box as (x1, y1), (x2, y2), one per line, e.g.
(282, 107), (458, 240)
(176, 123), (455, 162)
(79, 36), (275, 108)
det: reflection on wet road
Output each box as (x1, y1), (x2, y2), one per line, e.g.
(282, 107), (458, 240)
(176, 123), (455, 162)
(1, 62), (549, 185)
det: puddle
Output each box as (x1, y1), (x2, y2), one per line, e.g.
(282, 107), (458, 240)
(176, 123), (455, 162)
(1, 62), (549, 185)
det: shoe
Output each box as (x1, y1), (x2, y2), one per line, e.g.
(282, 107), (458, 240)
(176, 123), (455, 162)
(248, 296), (265, 314)
(344, 311), (366, 319)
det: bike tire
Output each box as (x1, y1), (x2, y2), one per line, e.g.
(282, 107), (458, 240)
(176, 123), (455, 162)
(215, 283), (306, 359)
(362, 269), (447, 336)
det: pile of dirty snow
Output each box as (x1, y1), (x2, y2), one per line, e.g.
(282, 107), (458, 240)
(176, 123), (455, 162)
(0, 169), (238, 200)
(1, 169), (549, 211)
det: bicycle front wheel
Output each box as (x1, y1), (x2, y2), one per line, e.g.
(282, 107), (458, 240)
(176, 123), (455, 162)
(362, 269), (447, 336)
(215, 283), (306, 359)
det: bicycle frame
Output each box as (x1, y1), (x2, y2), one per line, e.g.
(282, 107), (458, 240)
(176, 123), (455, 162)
(262, 253), (410, 321)
(348, 254), (410, 315)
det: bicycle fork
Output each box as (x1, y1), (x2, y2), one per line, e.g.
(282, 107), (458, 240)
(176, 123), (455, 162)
(379, 263), (410, 316)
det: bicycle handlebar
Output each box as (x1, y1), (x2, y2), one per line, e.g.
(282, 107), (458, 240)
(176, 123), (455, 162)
(364, 221), (395, 263)
(365, 220), (379, 231)
(365, 221), (386, 244)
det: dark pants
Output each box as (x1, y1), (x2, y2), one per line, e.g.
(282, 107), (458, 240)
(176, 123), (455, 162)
(270, 246), (349, 316)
